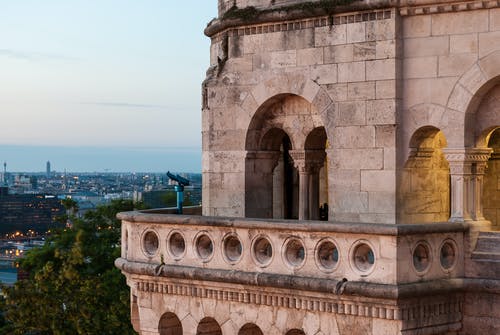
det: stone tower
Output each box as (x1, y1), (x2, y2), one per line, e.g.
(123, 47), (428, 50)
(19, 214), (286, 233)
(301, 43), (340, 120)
(117, 1), (500, 334)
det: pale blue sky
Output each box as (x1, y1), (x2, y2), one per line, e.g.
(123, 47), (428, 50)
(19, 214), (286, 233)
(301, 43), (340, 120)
(0, 1), (217, 172)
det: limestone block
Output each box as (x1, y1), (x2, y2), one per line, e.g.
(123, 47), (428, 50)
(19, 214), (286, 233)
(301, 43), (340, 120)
(375, 80), (396, 99)
(324, 44), (353, 63)
(376, 39), (395, 59)
(338, 61), (366, 83)
(366, 19), (395, 41)
(326, 83), (348, 101)
(353, 41), (376, 61)
(270, 50), (297, 68)
(491, 8), (500, 31)
(315, 25), (347, 47)
(447, 83), (472, 113)
(334, 149), (383, 169)
(225, 55), (253, 73)
(478, 50), (500, 78)
(319, 312), (340, 335)
(403, 77), (457, 107)
(361, 170), (396, 192)
(404, 36), (449, 57)
(369, 191), (396, 213)
(303, 311), (320, 335)
(439, 53), (477, 77)
(333, 126), (375, 149)
(403, 15), (431, 38)
(375, 125), (396, 147)
(366, 59), (395, 81)
(310, 64), (337, 85)
(337, 101), (366, 125)
(347, 81), (375, 100)
(384, 147), (396, 170)
(329, 169), (361, 190)
(347, 22), (366, 44)
(208, 86), (243, 108)
(450, 34), (478, 54)
(297, 47), (323, 66)
(404, 57), (438, 79)
(366, 99), (396, 125)
(457, 63), (487, 96)
(432, 10), (489, 36)
(332, 190), (369, 213)
(478, 31), (500, 58)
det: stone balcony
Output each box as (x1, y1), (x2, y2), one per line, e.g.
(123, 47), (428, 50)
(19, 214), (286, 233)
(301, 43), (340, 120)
(117, 211), (467, 287)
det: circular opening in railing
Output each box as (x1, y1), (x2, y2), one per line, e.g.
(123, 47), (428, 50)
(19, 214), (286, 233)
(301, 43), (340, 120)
(252, 236), (273, 266)
(316, 239), (339, 272)
(223, 234), (243, 263)
(284, 237), (306, 269)
(412, 241), (431, 274)
(167, 231), (186, 259)
(195, 233), (214, 261)
(142, 230), (159, 257)
(352, 242), (375, 273)
(440, 239), (457, 271)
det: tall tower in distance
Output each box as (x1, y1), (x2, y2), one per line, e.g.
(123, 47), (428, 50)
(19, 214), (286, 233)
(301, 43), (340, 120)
(2, 162), (6, 186)
(46, 161), (51, 179)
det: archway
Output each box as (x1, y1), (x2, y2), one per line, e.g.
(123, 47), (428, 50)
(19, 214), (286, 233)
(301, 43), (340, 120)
(245, 94), (326, 220)
(238, 323), (263, 335)
(158, 312), (182, 335)
(196, 317), (222, 335)
(399, 126), (450, 223)
(304, 127), (328, 220)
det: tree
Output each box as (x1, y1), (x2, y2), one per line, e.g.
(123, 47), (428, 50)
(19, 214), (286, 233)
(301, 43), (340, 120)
(1, 200), (140, 335)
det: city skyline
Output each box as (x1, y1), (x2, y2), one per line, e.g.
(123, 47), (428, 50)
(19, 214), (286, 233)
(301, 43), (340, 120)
(0, 1), (216, 172)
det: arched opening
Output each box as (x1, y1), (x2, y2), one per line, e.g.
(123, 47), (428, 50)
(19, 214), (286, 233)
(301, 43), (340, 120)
(245, 94), (326, 220)
(238, 323), (264, 335)
(285, 329), (306, 335)
(305, 127), (328, 220)
(196, 317), (222, 335)
(483, 128), (500, 230)
(399, 126), (450, 223)
(158, 312), (182, 335)
(271, 132), (298, 219)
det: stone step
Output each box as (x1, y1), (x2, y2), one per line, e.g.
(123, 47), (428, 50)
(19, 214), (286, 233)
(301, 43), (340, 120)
(473, 231), (500, 254)
(471, 251), (500, 261)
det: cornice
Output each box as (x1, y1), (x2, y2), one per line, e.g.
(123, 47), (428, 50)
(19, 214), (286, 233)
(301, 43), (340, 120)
(400, 0), (500, 16)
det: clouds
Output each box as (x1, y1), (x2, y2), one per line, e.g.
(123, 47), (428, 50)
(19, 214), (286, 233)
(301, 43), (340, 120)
(0, 49), (79, 62)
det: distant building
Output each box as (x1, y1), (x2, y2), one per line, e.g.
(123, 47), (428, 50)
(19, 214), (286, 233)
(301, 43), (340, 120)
(46, 161), (51, 179)
(0, 187), (64, 235)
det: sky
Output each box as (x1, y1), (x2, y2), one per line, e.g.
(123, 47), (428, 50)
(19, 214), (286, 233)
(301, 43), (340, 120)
(0, 0), (217, 172)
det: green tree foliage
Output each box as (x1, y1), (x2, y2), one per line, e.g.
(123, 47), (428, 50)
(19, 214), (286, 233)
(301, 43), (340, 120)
(1, 200), (139, 335)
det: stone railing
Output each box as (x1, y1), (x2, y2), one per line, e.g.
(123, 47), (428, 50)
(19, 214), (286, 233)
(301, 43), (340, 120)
(118, 212), (466, 285)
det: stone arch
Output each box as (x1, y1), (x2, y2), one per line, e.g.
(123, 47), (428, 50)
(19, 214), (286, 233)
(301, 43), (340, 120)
(444, 50), (500, 147)
(398, 126), (450, 223)
(158, 312), (182, 335)
(244, 93), (329, 220)
(197, 317), (222, 335)
(285, 329), (306, 335)
(305, 127), (328, 220)
(238, 323), (264, 335)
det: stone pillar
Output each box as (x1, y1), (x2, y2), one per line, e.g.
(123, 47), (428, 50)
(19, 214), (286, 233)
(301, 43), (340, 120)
(290, 150), (309, 220)
(306, 150), (326, 221)
(443, 148), (492, 225)
(469, 149), (492, 223)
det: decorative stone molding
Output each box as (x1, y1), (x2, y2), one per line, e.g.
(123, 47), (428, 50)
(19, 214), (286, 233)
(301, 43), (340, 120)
(134, 279), (463, 323)
(209, 9), (392, 40)
(399, 0), (500, 16)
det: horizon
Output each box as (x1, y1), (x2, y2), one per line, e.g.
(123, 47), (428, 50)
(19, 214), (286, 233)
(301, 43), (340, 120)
(0, 1), (216, 172)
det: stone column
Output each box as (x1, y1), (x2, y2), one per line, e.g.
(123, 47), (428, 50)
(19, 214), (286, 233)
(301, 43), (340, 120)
(443, 148), (492, 224)
(443, 149), (473, 222)
(469, 149), (492, 223)
(289, 150), (309, 220)
(306, 150), (326, 221)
